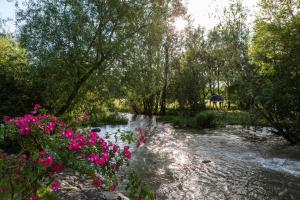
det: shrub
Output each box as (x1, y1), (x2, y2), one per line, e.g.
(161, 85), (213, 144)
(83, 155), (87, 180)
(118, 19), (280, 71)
(194, 111), (216, 128)
(0, 104), (151, 200)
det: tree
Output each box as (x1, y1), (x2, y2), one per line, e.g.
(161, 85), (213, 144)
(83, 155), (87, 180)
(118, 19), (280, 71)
(249, 0), (300, 143)
(0, 35), (37, 118)
(169, 26), (208, 111)
(216, 0), (250, 108)
(121, 10), (164, 114)
(17, 0), (161, 115)
(159, 0), (186, 115)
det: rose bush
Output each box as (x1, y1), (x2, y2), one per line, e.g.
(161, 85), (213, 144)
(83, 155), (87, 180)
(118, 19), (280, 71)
(0, 104), (153, 200)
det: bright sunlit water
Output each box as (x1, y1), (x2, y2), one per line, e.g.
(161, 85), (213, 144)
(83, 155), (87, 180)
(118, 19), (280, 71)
(96, 114), (300, 200)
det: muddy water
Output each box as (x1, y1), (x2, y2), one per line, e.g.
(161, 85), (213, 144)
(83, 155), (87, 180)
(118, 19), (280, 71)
(99, 115), (300, 200)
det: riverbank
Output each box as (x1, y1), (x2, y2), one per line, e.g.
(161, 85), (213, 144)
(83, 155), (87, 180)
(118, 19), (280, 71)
(34, 173), (130, 200)
(157, 110), (268, 129)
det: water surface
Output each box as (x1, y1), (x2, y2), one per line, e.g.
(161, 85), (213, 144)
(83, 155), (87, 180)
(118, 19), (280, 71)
(98, 114), (300, 200)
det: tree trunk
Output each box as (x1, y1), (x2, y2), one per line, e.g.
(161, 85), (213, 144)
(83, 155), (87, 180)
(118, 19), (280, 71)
(160, 37), (169, 115)
(56, 58), (105, 115)
(217, 66), (220, 95)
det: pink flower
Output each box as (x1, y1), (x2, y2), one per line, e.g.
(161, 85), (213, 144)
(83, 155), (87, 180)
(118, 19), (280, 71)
(34, 104), (41, 110)
(39, 114), (51, 120)
(31, 104), (41, 115)
(29, 117), (39, 124)
(39, 151), (47, 156)
(88, 131), (99, 138)
(20, 126), (30, 136)
(51, 180), (61, 192)
(31, 110), (37, 115)
(0, 187), (5, 193)
(95, 153), (109, 166)
(3, 115), (11, 122)
(99, 138), (108, 153)
(63, 130), (74, 139)
(138, 195), (143, 200)
(113, 144), (119, 154)
(109, 184), (117, 192)
(81, 153), (86, 159)
(87, 153), (109, 166)
(136, 129), (147, 148)
(88, 154), (100, 163)
(28, 195), (40, 200)
(92, 177), (103, 188)
(39, 155), (53, 168)
(51, 163), (63, 174)
(68, 140), (82, 151)
(88, 136), (97, 145)
(44, 121), (56, 134)
(123, 146), (132, 160)
(102, 142), (109, 153)
(75, 135), (86, 146)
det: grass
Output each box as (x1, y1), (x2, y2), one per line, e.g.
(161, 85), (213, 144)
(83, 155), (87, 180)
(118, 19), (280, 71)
(113, 99), (132, 112)
(0, 185), (60, 200)
(90, 112), (128, 126)
(158, 110), (268, 129)
(38, 187), (61, 200)
(214, 111), (251, 126)
(157, 111), (217, 128)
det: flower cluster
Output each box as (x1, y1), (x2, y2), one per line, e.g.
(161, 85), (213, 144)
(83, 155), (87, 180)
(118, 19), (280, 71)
(135, 127), (147, 148)
(4, 105), (64, 137)
(0, 104), (149, 200)
(51, 180), (61, 192)
(37, 151), (53, 168)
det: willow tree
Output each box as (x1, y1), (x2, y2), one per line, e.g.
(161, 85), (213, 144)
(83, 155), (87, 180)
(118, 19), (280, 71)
(159, 0), (186, 115)
(169, 26), (208, 111)
(17, 0), (162, 115)
(217, 0), (250, 108)
(115, 2), (165, 115)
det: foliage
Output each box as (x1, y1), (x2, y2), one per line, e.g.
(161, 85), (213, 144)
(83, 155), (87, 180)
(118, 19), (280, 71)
(158, 110), (268, 128)
(126, 171), (157, 200)
(0, 104), (150, 200)
(0, 35), (38, 118)
(194, 111), (216, 128)
(169, 27), (207, 110)
(119, 0), (186, 115)
(1, 0), (299, 147)
(16, 0), (165, 115)
(158, 111), (216, 129)
(249, 0), (300, 144)
(90, 112), (128, 126)
(214, 111), (258, 126)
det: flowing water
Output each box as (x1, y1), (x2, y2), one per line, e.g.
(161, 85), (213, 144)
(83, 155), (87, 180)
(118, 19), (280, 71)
(98, 114), (300, 200)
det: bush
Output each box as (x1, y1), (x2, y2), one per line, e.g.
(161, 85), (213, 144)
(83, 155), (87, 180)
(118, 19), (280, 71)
(0, 104), (151, 200)
(194, 111), (216, 128)
(214, 111), (257, 126)
(158, 111), (216, 129)
(92, 112), (128, 125)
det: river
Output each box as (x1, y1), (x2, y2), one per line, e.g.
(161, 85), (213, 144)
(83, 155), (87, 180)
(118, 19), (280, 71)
(98, 114), (300, 200)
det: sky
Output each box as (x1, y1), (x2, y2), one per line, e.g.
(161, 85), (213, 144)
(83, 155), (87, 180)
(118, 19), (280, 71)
(175, 0), (259, 31)
(0, 0), (18, 32)
(0, 0), (259, 32)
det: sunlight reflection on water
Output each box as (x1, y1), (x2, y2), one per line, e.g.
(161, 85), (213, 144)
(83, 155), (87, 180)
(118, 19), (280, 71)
(97, 114), (300, 200)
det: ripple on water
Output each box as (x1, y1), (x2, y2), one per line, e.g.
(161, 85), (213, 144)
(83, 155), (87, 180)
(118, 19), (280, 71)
(98, 115), (300, 200)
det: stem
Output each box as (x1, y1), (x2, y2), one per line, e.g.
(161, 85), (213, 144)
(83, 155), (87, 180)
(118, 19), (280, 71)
(9, 175), (14, 200)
